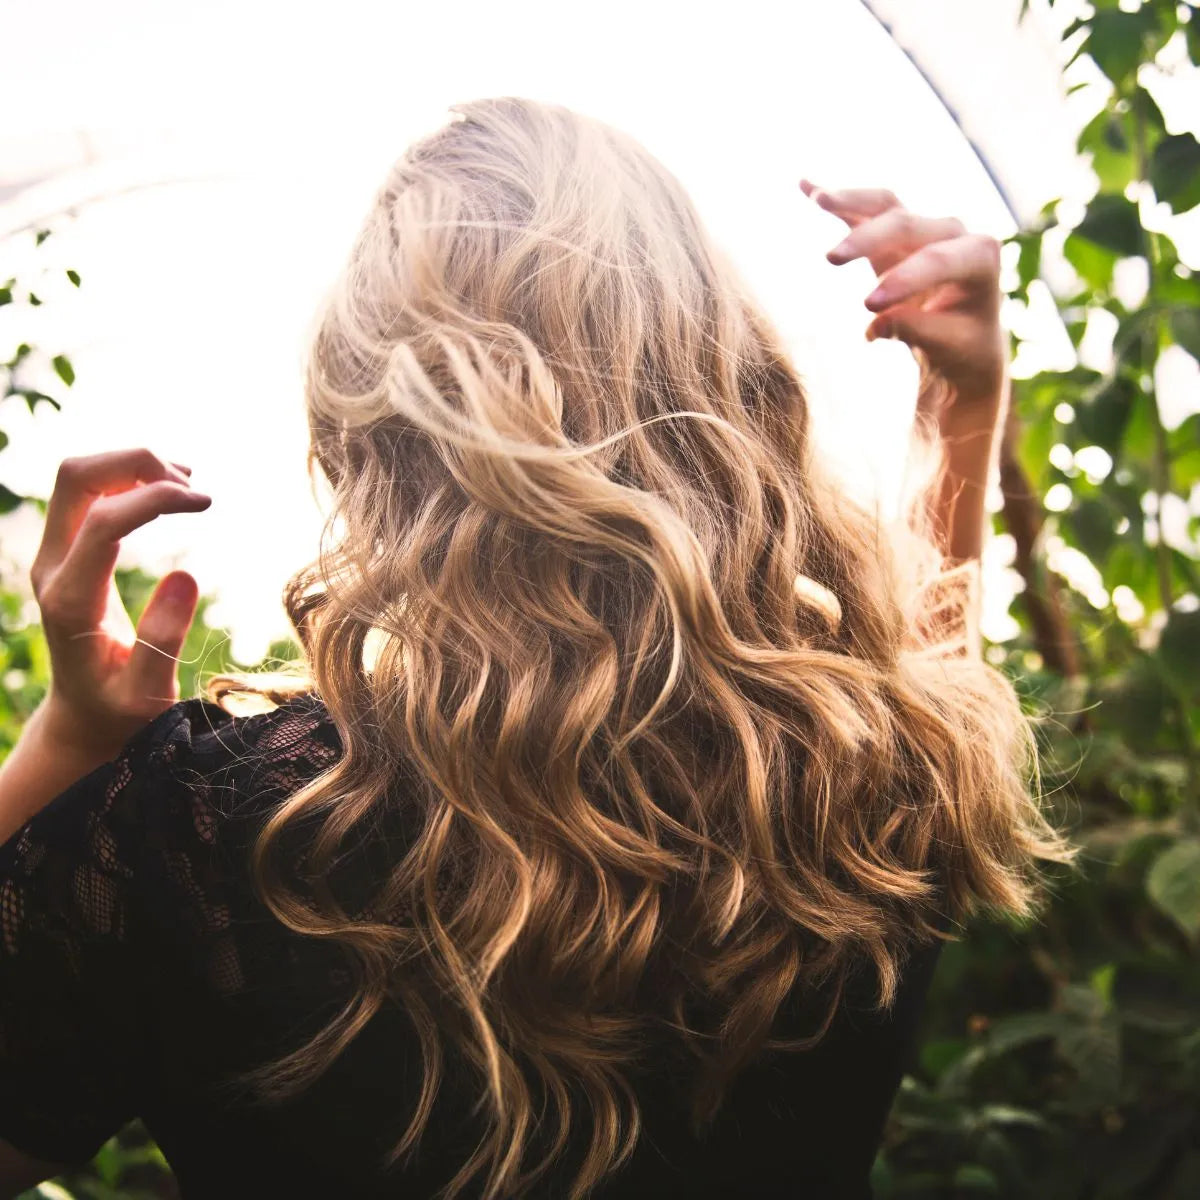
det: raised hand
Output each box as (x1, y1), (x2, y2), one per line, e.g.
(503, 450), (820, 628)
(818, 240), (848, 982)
(800, 179), (1008, 424)
(29, 448), (212, 760)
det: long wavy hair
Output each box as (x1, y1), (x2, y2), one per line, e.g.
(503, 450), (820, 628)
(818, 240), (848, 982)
(210, 96), (1072, 1198)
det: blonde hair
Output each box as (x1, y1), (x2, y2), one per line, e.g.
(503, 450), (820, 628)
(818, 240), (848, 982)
(209, 97), (1070, 1199)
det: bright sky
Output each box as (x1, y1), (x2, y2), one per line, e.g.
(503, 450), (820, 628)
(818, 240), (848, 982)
(0, 0), (1194, 660)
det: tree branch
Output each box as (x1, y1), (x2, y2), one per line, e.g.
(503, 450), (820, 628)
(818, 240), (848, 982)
(997, 405), (1082, 678)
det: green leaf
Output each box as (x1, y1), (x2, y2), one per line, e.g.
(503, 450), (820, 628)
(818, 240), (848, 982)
(1168, 413), (1200, 483)
(953, 1164), (1000, 1193)
(978, 1104), (1048, 1129)
(1094, 660), (1168, 751)
(1060, 1011), (1122, 1102)
(34, 228), (51, 246)
(66, 268), (81, 287)
(51, 354), (75, 387)
(1090, 963), (1117, 1009)
(1064, 232), (1117, 291)
(92, 1137), (122, 1186)
(1007, 230), (1044, 299)
(1146, 839), (1200, 939)
(1171, 307), (1200, 362)
(0, 429), (8, 453)
(983, 1011), (1074, 1054)
(28, 291), (41, 307)
(1151, 133), (1200, 214)
(33, 1182), (75, 1200)
(1085, 9), (1159, 84)
(1076, 375), (1136, 452)
(1016, 405), (1058, 485)
(1074, 193), (1143, 257)
(1130, 84), (1168, 140)
(19, 389), (62, 414)
(1061, 15), (1087, 41)
(920, 1037), (969, 1080)
(1159, 265), (1200, 307)
(1159, 608), (1200, 697)
(1103, 539), (1153, 603)
(0, 484), (24, 514)
(1113, 308), (1155, 362)
(0, 286), (11, 307)
(1068, 495), (1116, 565)
(1119, 381), (1158, 464)
(1079, 110), (1137, 193)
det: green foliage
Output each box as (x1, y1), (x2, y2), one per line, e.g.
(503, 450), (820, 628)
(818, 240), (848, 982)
(23, 1123), (175, 1200)
(876, 1), (1200, 1194)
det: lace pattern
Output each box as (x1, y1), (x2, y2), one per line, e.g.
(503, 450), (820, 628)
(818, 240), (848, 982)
(0, 693), (341, 1164)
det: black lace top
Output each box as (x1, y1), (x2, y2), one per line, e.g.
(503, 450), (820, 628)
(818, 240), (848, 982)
(0, 695), (942, 1199)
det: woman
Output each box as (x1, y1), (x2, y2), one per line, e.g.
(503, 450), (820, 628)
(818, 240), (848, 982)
(0, 97), (1069, 1199)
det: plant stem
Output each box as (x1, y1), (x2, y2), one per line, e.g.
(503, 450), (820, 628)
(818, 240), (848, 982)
(1133, 101), (1175, 616)
(998, 409), (1083, 679)
(1134, 90), (1199, 807)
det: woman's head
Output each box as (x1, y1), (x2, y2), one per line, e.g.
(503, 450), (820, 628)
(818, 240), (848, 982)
(222, 97), (1070, 1199)
(303, 96), (826, 596)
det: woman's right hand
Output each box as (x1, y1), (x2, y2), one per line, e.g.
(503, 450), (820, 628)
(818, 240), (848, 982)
(29, 447), (212, 763)
(801, 180), (1007, 567)
(800, 179), (1009, 432)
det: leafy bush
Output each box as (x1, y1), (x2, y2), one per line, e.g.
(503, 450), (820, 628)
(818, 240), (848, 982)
(876, 2), (1200, 1195)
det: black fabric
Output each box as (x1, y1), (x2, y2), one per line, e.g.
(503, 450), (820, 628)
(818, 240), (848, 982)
(0, 695), (942, 1198)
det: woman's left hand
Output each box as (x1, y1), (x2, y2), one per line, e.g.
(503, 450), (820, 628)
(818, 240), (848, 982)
(800, 179), (1008, 426)
(29, 448), (212, 761)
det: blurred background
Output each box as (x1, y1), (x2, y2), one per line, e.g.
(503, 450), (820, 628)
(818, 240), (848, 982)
(1, 0), (1198, 1196)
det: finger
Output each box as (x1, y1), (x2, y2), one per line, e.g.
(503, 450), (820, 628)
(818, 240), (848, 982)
(864, 234), (1002, 313)
(801, 180), (903, 222)
(127, 570), (199, 703)
(866, 303), (979, 357)
(37, 449), (195, 574)
(826, 210), (967, 272)
(40, 481), (212, 631)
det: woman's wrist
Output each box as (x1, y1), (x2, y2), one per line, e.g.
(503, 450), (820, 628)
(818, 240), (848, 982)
(937, 394), (1004, 443)
(38, 688), (130, 762)
(0, 696), (123, 843)
(926, 390), (1005, 565)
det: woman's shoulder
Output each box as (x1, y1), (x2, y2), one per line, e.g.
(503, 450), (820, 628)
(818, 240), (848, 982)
(125, 690), (340, 773)
(110, 690), (343, 811)
(0, 694), (346, 1165)
(1, 692), (342, 887)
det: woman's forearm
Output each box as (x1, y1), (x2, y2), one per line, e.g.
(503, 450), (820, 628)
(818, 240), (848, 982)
(0, 698), (118, 845)
(929, 404), (1002, 565)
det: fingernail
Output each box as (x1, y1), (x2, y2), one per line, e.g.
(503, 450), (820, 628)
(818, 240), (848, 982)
(162, 574), (195, 605)
(865, 286), (888, 310)
(827, 240), (852, 264)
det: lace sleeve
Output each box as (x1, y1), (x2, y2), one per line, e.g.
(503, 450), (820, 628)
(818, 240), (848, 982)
(905, 557), (983, 660)
(0, 700), (228, 1164)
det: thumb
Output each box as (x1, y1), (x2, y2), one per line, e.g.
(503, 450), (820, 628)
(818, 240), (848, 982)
(128, 570), (199, 705)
